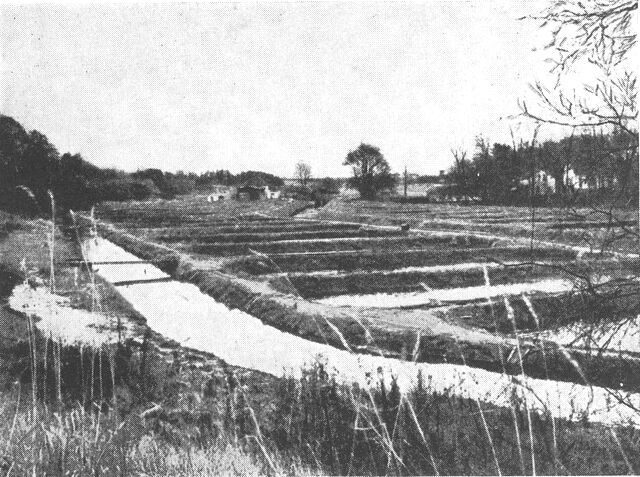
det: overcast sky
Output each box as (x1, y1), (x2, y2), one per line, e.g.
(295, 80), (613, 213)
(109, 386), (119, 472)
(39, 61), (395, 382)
(1, 1), (561, 177)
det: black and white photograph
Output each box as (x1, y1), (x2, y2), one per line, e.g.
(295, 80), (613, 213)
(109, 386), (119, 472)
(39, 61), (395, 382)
(0, 0), (638, 474)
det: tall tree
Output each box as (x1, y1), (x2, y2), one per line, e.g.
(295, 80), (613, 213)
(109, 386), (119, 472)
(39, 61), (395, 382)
(294, 161), (312, 187)
(21, 130), (60, 207)
(343, 143), (396, 200)
(55, 153), (96, 211)
(449, 148), (471, 197)
(0, 115), (30, 208)
(470, 137), (492, 201)
(538, 137), (573, 195)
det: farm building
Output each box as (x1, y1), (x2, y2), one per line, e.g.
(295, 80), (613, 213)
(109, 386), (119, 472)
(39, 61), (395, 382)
(535, 170), (556, 194)
(520, 168), (596, 194)
(207, 185), (235, 202)
(563, 168), (590, 190)
(566, 167), (619, 190)
(236, 184), (281, 200)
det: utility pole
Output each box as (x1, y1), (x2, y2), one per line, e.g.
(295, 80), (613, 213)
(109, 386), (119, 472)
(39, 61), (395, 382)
(403, 165), (408, 198)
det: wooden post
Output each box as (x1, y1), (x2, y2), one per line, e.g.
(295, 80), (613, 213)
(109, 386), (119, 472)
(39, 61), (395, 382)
(403, 165), (408, 198)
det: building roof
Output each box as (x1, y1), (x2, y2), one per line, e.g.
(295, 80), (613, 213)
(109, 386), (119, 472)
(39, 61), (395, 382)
(239, 176), (271, 188)
(237, 184), (268, 191)
(210, 185), (232, 192)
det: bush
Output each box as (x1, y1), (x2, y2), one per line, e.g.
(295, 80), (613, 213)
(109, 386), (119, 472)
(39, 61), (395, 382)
(283, 184), (314, 200)
(89, 178), (160, 202)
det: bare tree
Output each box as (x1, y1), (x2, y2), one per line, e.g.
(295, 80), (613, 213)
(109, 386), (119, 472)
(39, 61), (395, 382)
(294, 161), (312, 187)
(520, 0), (637, 134)
(450, 148), (470, 197)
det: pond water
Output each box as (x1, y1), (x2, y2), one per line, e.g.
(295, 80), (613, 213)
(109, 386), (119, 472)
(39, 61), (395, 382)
(317, 279), (576, 308)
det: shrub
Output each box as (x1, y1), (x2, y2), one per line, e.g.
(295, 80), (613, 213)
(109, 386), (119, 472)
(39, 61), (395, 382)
(89, 178), (160, 202)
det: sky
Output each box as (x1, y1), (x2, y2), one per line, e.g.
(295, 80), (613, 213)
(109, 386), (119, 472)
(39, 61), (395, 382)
(0, 1), (563, 177)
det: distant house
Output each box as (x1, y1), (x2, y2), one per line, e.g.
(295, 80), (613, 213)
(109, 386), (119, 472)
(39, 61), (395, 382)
(563, 168), (590, 190)
(567, 167), (617, 190)
(519, 168), (598, 194)
(207, 185), (234, 202)
(236, 184), (281, 200)
(535, 170), (556, 194)
(268, 188), (282, 199)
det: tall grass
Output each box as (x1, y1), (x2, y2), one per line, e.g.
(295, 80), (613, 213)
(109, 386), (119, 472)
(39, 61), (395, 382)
(3, 346), (639, 475)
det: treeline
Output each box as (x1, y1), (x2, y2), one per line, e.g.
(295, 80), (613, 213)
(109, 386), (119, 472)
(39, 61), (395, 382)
(196, 170), (284, 188)
(0, 115), (284, 214)
(448, 129), (638, 206)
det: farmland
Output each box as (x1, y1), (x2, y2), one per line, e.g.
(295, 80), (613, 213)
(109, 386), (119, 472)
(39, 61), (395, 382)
(93, 196), (639, 394)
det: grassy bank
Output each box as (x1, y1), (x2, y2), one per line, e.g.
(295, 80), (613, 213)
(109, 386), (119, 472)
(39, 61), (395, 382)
(225, 246), (579, 275)
(283, 263), (574, 299)
(155, 228), (405, 244)
(96, 198), (314, 228)
(188, 234), (495, 257)
(142, 222), (361, 237)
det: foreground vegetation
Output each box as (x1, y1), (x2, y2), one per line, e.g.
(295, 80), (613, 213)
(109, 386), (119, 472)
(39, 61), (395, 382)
(3, 356), (640, 476)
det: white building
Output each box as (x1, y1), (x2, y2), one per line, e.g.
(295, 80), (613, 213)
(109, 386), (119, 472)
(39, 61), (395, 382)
(535, 170), (556, 194)
(521, 168), (594, 194)
(236, 184), (281, 200)
(520, 171), (556, 194)
(266, 187), (281, 199)
(563, 168), (590, 190)
(207, 185), (234, 202)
